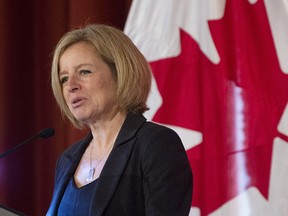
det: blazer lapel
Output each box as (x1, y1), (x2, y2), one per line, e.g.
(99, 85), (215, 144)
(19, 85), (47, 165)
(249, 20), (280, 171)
(89, 113), (146, 216)
(47, 157), (76, 216)
(47, 133), (92, 216)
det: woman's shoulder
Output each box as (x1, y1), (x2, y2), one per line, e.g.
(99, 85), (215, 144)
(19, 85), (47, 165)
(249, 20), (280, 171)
(135, 121), (184, 153)
(140, 121), (180, 138)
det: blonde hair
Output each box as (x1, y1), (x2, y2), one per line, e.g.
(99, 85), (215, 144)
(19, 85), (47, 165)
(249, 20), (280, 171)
(51, 24), (152, 128)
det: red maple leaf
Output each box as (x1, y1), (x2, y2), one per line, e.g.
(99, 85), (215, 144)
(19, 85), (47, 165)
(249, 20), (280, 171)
(149, 0), (288, 214)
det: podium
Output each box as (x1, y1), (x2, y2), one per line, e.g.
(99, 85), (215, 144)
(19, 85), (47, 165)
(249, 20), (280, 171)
(0, 205), (26, 216)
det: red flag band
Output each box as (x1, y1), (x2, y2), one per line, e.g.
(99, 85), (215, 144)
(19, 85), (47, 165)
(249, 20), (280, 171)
(125, 0), (288, 215)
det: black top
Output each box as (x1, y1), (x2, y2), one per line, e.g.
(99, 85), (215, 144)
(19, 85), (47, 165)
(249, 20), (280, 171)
(57, 177), (98, 216)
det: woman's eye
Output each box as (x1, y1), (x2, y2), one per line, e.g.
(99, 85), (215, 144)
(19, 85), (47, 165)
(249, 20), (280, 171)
(80, 70), (92, 75)
(60, 76), (68, 85)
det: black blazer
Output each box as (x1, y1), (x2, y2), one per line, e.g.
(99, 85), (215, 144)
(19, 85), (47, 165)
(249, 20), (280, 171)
(47, 113), (192, 216)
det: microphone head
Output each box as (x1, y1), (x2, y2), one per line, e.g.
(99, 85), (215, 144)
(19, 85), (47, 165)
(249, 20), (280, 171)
(40, 128), (55, 139)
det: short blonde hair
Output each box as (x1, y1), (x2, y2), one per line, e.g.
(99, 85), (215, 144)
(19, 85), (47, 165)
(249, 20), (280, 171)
(51, 24), (152, 128)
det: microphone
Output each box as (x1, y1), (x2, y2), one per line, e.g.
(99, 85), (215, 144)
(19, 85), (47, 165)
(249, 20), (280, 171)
(0, 128), (55, 159)
(39, 128), (55, 139)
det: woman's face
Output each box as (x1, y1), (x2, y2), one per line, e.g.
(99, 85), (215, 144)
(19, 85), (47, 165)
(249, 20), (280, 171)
(59, 42), (117, 125)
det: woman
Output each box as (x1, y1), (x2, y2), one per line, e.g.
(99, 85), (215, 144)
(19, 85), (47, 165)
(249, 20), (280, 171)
(47, 24), (192, 216)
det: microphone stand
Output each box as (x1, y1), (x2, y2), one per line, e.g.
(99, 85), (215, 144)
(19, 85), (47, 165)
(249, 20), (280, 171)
(0, 128), (55, 159)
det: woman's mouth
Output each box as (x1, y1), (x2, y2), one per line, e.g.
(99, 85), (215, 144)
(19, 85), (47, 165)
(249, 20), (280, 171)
(71, 97), (85, 108)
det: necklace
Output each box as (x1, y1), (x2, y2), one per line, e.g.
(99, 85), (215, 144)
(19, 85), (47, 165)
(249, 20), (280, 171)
(86, 143), (113, 182)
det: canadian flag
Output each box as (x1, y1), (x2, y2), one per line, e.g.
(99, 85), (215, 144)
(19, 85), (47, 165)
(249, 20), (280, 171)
(124, 0), (288, 215)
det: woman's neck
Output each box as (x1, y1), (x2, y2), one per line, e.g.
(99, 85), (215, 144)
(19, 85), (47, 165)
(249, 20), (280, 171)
(89, 111), (126, 150)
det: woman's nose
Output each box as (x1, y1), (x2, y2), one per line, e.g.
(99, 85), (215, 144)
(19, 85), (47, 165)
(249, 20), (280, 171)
(65, 75), (80, 93)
